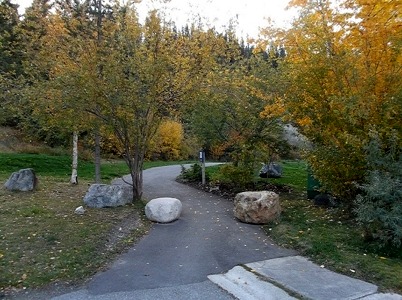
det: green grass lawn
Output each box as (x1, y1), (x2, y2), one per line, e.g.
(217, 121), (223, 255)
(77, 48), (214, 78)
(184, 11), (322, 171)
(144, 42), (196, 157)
(266, 160), (307, 192)
(205, 160), (307, 192)
(0, 153), (195, 181)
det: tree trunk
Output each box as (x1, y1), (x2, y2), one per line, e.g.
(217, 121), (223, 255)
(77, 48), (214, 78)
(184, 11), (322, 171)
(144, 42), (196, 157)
(94, 128), (101, 183)
(130, 169), (143, 201)
(127, 144), (144, 201)
(70, 131), (78, 184)
(94, 0), (102, 184)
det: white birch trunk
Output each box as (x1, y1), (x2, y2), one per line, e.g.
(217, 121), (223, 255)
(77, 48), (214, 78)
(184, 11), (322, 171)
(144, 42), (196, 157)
(70, 131), (78, 185)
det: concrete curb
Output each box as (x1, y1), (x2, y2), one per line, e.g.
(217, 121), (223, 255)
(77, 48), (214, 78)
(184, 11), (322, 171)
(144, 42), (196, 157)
(208, 256), (402, 300)
(208, 265), (297, 300)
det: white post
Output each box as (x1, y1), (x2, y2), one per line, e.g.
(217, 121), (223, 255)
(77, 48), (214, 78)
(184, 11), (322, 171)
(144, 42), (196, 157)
(70, 131), (78, 184)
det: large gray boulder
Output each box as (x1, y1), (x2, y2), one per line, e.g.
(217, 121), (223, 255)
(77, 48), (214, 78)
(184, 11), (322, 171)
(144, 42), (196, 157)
(259, 162), (283, 178)
(4, 168), (38, 191)
(83, 184), (133, 208)
(283, 123), (310, 149)
(234, 191), (281, 224)
(145, 197), (182, 223)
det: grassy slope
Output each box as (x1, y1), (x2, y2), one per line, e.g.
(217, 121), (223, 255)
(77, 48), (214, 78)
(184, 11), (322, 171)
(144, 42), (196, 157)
(0, 153), (194, 181)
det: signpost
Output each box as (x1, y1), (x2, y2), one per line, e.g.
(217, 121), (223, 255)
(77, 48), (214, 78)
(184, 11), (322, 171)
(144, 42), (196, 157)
(199, 149), (206, 185)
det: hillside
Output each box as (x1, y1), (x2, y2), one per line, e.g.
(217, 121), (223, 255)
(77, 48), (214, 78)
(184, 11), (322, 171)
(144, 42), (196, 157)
(0, 126), (53, 153)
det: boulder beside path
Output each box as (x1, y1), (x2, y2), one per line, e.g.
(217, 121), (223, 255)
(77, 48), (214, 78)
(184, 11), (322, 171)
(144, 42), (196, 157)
(4, 168), (38, 191)
(145, 197), (182, 223)
(234, 191), (281, 224)
(83, 184), (133, 208)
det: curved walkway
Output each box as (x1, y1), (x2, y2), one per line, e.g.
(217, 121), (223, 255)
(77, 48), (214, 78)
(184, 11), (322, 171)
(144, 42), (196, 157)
(50, 165), (401, 300)
(49, 165), (295, 299)
(88, 165), (295, 293)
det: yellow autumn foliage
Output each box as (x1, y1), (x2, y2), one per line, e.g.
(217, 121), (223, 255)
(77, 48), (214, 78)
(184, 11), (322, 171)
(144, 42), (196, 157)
(258, 0), (402, 201)
(259, 98), (286, 119)
(148, 120), (184, 160)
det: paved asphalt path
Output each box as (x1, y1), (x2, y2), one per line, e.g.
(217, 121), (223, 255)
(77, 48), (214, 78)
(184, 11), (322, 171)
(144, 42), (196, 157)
(84, 165), (296, 295)
(45, 164), (296, 299)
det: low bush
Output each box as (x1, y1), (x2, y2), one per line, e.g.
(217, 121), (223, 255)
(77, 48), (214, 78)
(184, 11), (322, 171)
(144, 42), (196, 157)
(178, 163), (204, 182)
(210, 163), (254, 190)
(354, 138), (402, 249)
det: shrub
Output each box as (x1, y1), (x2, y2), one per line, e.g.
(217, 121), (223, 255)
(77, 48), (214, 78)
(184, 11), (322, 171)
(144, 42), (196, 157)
(178, 163), (203, 182)
(307, 143), (366, 204)
(210, 164), (254, 190)
(354, 137), (402, 248)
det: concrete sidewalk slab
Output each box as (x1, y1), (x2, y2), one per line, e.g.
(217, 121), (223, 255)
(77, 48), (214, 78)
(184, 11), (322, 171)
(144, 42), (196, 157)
(246, 256), (378, 300)
(208, 265), (297, 300)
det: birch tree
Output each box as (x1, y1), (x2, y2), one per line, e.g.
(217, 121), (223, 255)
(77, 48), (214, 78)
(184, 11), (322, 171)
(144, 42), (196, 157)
(23, 10), (96, 184)
(70, 131), (79, 184)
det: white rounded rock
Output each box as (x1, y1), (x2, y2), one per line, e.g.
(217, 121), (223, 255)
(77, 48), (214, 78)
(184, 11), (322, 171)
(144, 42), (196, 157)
(74, 206), (85, 215)
(145, 197), (182, 223)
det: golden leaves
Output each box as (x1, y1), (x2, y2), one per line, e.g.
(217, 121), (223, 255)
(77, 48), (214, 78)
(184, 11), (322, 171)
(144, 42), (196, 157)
(287, 0), (309, 8)
(296, 116), (313, 127)
(260, 100), (286, 119)
(148, 120), (184, 160)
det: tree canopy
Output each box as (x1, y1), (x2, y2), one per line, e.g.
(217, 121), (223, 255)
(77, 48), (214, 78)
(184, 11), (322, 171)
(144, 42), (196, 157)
(15, 0), (245, 199)
(258, 0), (402, 201)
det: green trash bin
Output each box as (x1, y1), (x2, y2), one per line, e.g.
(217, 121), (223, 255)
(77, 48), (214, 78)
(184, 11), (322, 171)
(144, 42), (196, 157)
(307, 166), (321, 199)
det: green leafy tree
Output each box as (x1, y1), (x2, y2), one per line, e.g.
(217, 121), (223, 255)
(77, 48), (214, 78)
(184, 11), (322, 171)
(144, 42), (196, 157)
(12, 0), (58, 143)
(90, 10), (225, 199)
(186, 33), (288, 172)
(0, 0), (24, 126)
(24, 0), (118, 183)
(257, 0), (402, 202)
(27, 3), (229, 200)
(0, 0), (21, 75)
